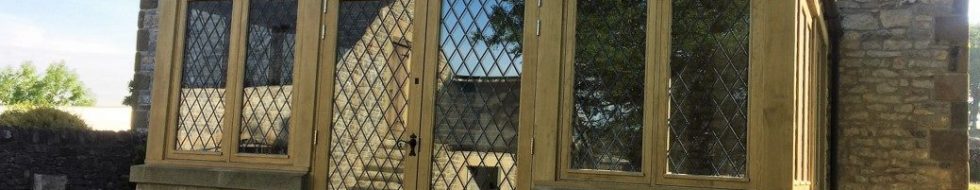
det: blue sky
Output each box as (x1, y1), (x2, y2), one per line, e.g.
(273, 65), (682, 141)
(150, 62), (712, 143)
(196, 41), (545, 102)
(0, 0), (138, 107)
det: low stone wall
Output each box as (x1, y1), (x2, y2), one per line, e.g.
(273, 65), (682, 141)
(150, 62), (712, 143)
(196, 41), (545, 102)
(0, 127), (137, 189)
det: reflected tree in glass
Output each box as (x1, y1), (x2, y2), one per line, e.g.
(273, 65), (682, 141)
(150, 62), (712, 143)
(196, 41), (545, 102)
(668, 0), (750, 177)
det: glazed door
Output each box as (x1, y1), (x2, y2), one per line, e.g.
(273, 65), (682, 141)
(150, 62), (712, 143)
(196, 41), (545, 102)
(319, 0), (423, 189)
(317, 0), (527, 189)
(416, 0), (526, 189)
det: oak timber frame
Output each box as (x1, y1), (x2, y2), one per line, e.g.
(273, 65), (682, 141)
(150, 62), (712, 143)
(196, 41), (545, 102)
(144, 0), (831, 189)
(147, 0), (319, 171)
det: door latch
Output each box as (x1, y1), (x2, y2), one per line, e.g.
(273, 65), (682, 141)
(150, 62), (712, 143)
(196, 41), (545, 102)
(397, 134), (419, 157)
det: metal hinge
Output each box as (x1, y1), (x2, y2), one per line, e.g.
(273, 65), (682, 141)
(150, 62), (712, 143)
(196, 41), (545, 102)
(535, 19), (541, 36)
(537, 0), (542, 7)
(313, 130), (319, 145)
(322, 0), (327, 13)
(530, 138), (535, 155)
(320, 24), (326, 40)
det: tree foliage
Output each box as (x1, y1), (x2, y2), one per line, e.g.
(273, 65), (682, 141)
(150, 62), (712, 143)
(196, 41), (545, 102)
(123, 80), (136, 107)
(480, 0), (748, 174)
(969, 24), (980, 131)
(0, 61), (95, 108)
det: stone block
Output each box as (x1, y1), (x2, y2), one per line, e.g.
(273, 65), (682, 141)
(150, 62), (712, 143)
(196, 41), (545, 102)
(32, 174), (66, 190)
(933, 74), (967, 101)
(929, 130), (968, 162)
(137, 29), (149, 51)
(130, 165), (306, 190)
(934, 16), (967, 43)
(950, 46), (967, 73)
(950, 102), (968, 129)
(140, 0), (158, 9)
(843, 14), (879, 30)
(880, 9), (912, 28)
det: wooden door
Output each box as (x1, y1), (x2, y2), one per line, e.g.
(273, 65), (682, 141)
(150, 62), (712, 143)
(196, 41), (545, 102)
(316, 0), (424, 189)
(416, 0), (527, 189)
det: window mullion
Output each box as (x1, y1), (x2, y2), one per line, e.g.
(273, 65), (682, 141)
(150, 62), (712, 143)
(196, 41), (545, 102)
(222, 0), (250, 162)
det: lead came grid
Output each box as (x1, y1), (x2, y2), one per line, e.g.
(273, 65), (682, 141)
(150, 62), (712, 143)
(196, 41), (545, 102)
(327, 0), (414, 189)
(570, 0), (647, 172)
(668, 0), (750, 177)
(238, 0), (298, 155)
(432, 0), (524, 189)
(175, 0), (233, 152)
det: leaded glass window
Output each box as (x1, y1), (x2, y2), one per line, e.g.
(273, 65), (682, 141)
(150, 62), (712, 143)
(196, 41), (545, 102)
(431, 0), (524, 188)
(667, 0), (750, 177)
(327, 0), (415, 189)
(175, 0), (233, 152)
(237, 0), (297, 155)
(570, 0), (647, 172)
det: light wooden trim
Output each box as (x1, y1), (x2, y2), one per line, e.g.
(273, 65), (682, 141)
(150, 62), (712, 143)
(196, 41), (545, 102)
(144, 160), (309, 172)
(152, 0), (315, 170)
(225, 0), (248, 163)
(228, 0), (319, 167)
(549, 0), (653, 183)
(535, 180), (745, 190)
(147, 0), (180, 163)
(650, 0), (669, 185)
(146, 0), (832, 189)
(516, 0), (541, 189)
(286, 0), (320, 170)
(652, 0), (752, 188)
(163, 0), (227, 162)
(405, 0), (430, 189)
(749, 0), (798, 189)
(416, 0), (440, 189)
(310, 0), (337, 189)
(555, 0), (653, 184)
(531, 0), (563, 185)
(311, 1), (428, 190)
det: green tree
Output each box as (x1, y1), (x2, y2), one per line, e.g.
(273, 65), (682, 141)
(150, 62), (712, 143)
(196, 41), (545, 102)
(0, 61), (95, 108)
(969, 24), (980, 131)
(480, 0), (749, 175)
(123, 80), (136, 107)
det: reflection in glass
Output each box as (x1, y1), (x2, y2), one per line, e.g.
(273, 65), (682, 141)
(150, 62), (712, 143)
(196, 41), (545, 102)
(432, 0), (523, 189)
(570, 0), (647, 172)
(327, 0), (414, 189)
(175, 0), (233, 152)
(238, 0), (297, 155)
(668, 0), (750, 177)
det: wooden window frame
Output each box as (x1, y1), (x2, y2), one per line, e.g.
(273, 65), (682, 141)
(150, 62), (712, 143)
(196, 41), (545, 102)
(146, 0), (321, 171)
(532, 0), (830, 189)
(555, 0), (656, 184)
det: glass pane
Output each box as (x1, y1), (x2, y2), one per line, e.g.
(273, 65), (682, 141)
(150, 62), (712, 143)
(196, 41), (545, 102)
(175, 0), (233, 152)
(570, 0), (647, 172)
(431, 0), (523, 189)
(668, 0), (750, 177)
(327, 0), (414, 189)
(237, 0), (297, 155)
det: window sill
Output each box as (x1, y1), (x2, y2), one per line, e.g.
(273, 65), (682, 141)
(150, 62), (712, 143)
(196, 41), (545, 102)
(130, 164), (306, 190)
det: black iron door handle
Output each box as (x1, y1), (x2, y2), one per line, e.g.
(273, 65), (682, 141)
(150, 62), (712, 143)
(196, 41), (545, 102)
(408, 134), (418, 156)
(398, 134), (419, 157)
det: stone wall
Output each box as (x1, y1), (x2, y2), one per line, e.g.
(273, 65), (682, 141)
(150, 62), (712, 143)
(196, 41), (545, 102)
(836, 0), (969, 189)
(133, 0), (158, 134)
(0, 127), (136, 189)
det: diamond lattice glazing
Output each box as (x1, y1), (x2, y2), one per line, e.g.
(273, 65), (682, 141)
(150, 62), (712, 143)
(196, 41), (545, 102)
(327, 0), (414, 189)
(431, 0), (523, 189)
(569, 0), (647, 172)
(668, 0), (750, 177)
(175, 0), (233, 152)
(238, 0), (297, 155)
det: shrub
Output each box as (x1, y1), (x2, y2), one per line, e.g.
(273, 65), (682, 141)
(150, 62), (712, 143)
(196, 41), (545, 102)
(0, 107), (89, 130)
